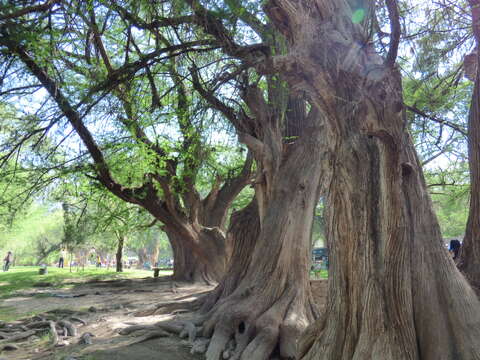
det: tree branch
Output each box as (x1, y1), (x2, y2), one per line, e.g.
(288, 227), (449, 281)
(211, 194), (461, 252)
(405, 104), (467, 136)
(384, 0), (401, 67)
(0, 31), (151, 206)
(0, 0), (59, 21)
(105, 2), (196, 31)
(185, 0), (269, 63)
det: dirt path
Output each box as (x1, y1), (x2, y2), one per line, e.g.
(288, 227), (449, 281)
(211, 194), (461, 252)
(0, 278), (327, 360)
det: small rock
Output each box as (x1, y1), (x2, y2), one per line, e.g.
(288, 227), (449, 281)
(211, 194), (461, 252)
(88, 306), (97, 313)
(223, 350), (231, 359)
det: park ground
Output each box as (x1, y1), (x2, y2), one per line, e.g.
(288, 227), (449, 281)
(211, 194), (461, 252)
(0, 267), (327, 360)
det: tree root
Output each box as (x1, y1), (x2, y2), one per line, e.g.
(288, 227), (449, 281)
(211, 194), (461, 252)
(119, 320), (201, 346)
(69, 316), (87, 326)
(58, 320), (77, 337)
(134, 298), (203, 317)
(0, 309), (84, 351)
(118, 325), (159, 335)
(79, 332), (94, 345)
(123, 330), (170, 346)
(0, 330), (36, 344)
(49, 321), (58, 346)
(26, 321), (51, 329)
(179, 321), (197, 343)
(2, 343), (19, 351)
(199, 287), (316, 360)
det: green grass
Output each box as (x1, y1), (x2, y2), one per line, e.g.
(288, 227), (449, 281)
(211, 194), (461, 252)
(310, 269), (329, 279)
(0, 266), (172, 299)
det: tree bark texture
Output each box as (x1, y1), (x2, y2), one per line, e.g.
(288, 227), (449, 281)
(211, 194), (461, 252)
(200, 198), (260, 313)
(262, 1), (480, 359)
(116, 234), (124, 273)
(137, 247), (148, 268)
(459, 0), (480, 289)
(150, 239), (160, 266)
(166, 224), (227, 284)
(189, 85), (332, 358)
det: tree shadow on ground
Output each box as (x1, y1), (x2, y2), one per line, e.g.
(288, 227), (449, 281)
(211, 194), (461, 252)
(79, 337), (203, 360)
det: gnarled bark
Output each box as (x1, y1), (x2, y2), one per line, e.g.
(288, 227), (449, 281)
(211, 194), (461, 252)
(182, 81), (331, 356)
(201, 130), (327, 360)
(201, 198), (260, 313)
(261, 1), (480, 359)
(186, 18), (332, 352)
(458, 0), (480, 289)
(167, 225), (228, 284)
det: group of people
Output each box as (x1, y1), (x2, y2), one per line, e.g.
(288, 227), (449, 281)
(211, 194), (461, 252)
(1, 239), (464, 274)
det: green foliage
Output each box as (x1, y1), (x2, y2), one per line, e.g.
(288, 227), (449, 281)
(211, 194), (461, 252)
(0, 203), (63, 265)
(426, 162), (470, 238)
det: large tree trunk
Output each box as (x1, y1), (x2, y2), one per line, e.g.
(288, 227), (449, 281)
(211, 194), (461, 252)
(116, 234), (124, 273)
(198, 123), (329, 360)
(458, 0), (480, 289)
(166, 225), (227, 284)
(261, 1), (480, 359)
(150, 238), (160, 266)
(201, 198), (260, 313)
(137, 247), (148, 269)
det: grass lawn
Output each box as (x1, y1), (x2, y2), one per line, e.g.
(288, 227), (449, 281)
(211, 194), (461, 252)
(0, 265), (172, 299)
(310, 269), (329, 279)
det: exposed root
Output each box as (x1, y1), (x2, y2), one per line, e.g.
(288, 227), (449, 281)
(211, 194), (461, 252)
(0, 309), (84, 352)
(118, 325), (158, 335)
(134, 297), (203, 317)
(198, 286), (317, 360)
(79, 332), (94, 345)
(58, 320), (77, 336)
(123, 330), (170, 346)
(119, 320), (201, 347)
(191, 338), (210, 354)
(49, 321), (58, 346)
(26, 321), (51, 329)
(69, 316), (87, 326)
(153, 320), (185, 334)
(179, 321), (197, 343)
(0, 330), (36, 344)
(2, 343), (19, 351)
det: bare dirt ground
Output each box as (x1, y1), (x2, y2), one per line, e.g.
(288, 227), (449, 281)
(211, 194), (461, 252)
(0, 278), (327, 360)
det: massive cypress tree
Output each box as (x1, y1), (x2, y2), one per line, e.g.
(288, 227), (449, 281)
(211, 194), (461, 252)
(176, 0), (480, 358)
(261, 1), (480, 359)
(459, 0), (480, 289)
